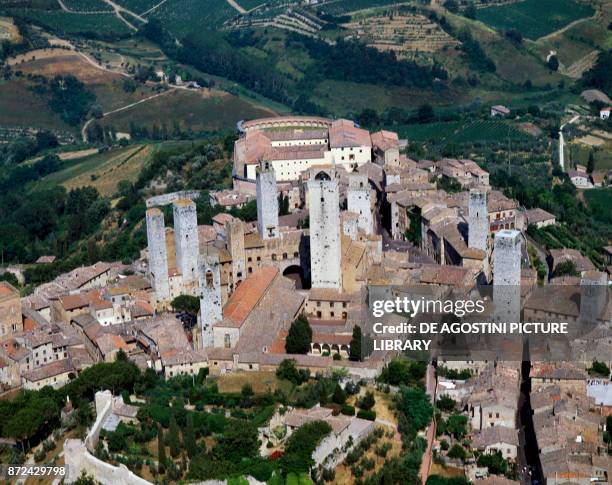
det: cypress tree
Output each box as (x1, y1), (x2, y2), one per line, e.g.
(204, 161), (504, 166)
(183, 413), (197, 458)
(157, 425), (166, 474)
(285, 314), (312, 354)
(349, 325), (363, 361)
(168, 414), (181, 458)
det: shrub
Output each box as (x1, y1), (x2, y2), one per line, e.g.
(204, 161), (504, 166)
(447, 444), (467, 461)
(357, 409), (376, 421)
(341, 404), (356, 416)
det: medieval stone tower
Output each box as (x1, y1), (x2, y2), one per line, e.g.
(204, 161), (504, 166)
(493, 229), (521, 322)
(308, 176), (342, 289)
(198, 255), (222, 348)
(579, 270), (608, 324)
(227, 219), (246, 289)
(173, 199), (199, 285)
(347, 174), (373, 235)
(256, 163), (279, 239)
(468, 188), (488, 252)
(145, 208), (170, 302)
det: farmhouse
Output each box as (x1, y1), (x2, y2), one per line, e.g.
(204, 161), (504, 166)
(600, 107), (611, 120)
(490, 105), (510, 117)
(525, 208), (556, 228)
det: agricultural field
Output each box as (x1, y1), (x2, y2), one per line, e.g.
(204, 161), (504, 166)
(313, 79), (467, 115)
(0, 80), (73, 131)
(12, 49), (159, 112)
(0, 16), (21, 42)
(392, 119), (534, 144)
(11, 9), (133, 37)
(33, 144), (150, 195)
(113, 0), (161, 14)
(216, 371), (292, 394)
(474, 0), (595, 40)
(570, 141), (612, 171)
(99, 89), (276, 133)
(148, 0), (239, 35)
(343, 13), (459, 58)
(316, 0), (410, 15)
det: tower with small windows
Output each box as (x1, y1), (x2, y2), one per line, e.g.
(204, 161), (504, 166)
(173, 199), (200, 285)
(256, 162), (279, 240)
(145, 208), (170, 302)
(308, 173), (342, 289)
(347, 174), (373, 235)
(198, 255), (222, 348)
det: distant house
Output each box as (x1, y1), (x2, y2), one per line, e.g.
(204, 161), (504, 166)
(525, 208), (556, 228)
(591, 171), (607, 187)
(490, 105), (510, 117)
(600, 107), (611, 120)
(567, 170), (592, 189)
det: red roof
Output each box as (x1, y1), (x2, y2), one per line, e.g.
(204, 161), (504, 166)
(223, 267), (278, 327)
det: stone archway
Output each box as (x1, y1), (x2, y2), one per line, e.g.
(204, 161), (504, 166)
(283, 264), (308, 289)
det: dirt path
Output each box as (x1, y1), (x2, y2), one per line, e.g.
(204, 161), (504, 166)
(537, 11), (599, 42)
(81, 89), (175, 142)
(226, 0), (247, 14)
(56, 0), (112, 14)
(140, 0), (170, 16)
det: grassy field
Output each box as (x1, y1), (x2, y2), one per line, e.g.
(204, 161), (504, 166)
(475, 0), (594, 40)
(0, 80), (73, 131)
(216, 371), (293, 394)
(570, 142), (612, 171)
(0, 16), (21, 42)
(33, 145), (150, 195)
(100, 89), (276, 132)
(584, 188), (612, 225)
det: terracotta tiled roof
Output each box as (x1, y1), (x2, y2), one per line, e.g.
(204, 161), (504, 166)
(223, 267), (278, 327)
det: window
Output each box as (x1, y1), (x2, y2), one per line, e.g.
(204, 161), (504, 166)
(317, 311), (322, 318)
(205, 270), (214, 288)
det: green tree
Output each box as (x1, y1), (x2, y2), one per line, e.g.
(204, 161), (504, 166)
(446, 414), (468, 439)
(358, 391), (376, 411)
(447, 443), (467, 461)
(589, 360), (610, 377)
(587, 151), (595, 174)
(157, 425), (166, 473)
(171, 295), (200, 315)
(214, 422), (259, 461)
(349, 325), (363, 361)
(436, 395), (456, 412)
(332, 383), (346, 405)
(547, 55), (559, 71)
(74, 471), (99, 485)
(168, 414), (181, 458)
(276, 358), (308, 385)
(285, 314), (312, 354)
(553, 260), (579, 278)
(183, 413), (197, 458)
(397, 387), (433, 440)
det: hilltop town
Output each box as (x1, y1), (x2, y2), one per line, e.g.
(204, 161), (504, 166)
(0, 115), (610, 485)
(0, 0), (611, 483)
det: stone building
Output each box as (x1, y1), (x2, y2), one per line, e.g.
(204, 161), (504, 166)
(256, 163), (280, 239)
(0, 282), (22, 340)
(468, 188), (490, 280)
(347, 174), (374, 235)
(308, 175), (342, 289)
(198, 255), (222, 348)
(493, 230), (522, 322)
(173, 199), (200, 286)
(145, 208), (170, 303)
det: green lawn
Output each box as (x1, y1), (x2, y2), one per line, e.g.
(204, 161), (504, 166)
(475, 0), (594, 40)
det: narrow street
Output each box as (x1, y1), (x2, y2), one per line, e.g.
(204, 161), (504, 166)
(518, 359), (543, 485)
